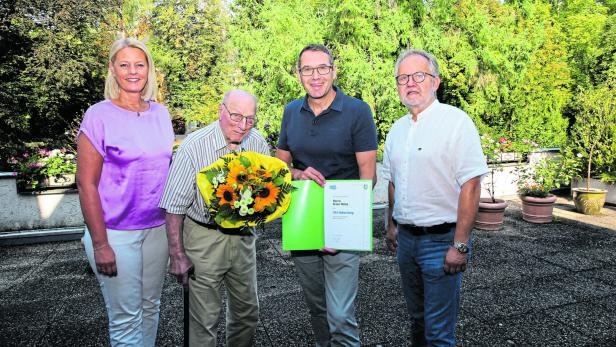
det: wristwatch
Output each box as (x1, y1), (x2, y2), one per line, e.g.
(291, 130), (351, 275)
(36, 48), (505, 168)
(453, 241), (469, 254)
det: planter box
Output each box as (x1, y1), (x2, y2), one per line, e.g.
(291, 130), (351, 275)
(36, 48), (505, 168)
(571, 177), (616, 206)
(489, 152), (523, 163)
(16, 173), (76, 193)
(43, 173), (76, 188)
(0, 172), (83, 231)
(480, 162), (523, 198)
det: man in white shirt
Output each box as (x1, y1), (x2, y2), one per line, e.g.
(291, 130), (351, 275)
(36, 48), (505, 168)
(381, 49), (488, 346)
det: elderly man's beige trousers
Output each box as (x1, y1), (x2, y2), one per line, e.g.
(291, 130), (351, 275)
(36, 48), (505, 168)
(183, 218), (259, 347)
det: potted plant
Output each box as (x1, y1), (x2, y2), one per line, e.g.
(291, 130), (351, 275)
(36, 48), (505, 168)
(515, 155), (576, 223)
(475, 134), (510, 231)
(39, 149), (77, 187)
(9, 147), (77, 190)
(475, 134), (538, 230)
(569, 83), (615, 215)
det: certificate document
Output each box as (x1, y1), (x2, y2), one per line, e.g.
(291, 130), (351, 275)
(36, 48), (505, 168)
(323, 181), (372, 251)
(282, 180), (372, 251)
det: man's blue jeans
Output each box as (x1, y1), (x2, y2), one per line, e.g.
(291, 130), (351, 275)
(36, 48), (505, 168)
(396, 227), (469, 346)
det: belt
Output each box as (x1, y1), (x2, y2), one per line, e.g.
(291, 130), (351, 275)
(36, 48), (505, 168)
(396, 221), (456, 236)
(188, 217), (253, 236)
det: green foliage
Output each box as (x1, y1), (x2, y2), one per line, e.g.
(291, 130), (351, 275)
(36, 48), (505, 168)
(229, 0), (577, 148)
(0, 0), (113, 170)
(516, 156), (578, 197)
(569, 80), (616, 188)
(481, 133), (538, 201)
(555, 0), (608, 88)
(8, 146), (77, 189)
(1, 0), (615, 176)
(600, 171), (616, 183)
(329, 0), (414, 145)
(230, 0), (328, 138)
(149, 0), (232, 127)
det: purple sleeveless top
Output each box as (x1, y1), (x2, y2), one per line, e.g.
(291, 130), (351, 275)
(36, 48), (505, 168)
(78, 100), (174, 230)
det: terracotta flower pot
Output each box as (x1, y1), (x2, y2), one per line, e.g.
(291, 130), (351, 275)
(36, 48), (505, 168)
(475, 198), (507, 231)
(520, 194), (557, 223)
(572, 188), (607, 215)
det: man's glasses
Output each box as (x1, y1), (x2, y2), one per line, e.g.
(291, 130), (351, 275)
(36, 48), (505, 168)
(299, 65), (334, 76)
(395, 71), (436, 85)
(222, 103), (256, 126)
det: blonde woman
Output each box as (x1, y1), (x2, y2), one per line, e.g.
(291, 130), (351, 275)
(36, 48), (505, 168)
(77, 38), (173, 346)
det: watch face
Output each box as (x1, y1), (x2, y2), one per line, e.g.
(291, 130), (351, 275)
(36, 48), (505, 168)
(455, 243), (469, 253)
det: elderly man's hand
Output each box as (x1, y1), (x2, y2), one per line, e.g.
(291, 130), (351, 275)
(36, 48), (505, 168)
(169, 252), (193, 286)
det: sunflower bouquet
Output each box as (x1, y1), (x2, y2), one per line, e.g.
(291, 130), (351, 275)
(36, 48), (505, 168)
(196, 151), (294, 228)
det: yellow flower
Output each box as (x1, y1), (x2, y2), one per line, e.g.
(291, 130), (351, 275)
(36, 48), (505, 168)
(254, 182), (280, 212)
(215, 183), (237, 206)
(197, 151), (293, 228)
(227, 163), (250, 188)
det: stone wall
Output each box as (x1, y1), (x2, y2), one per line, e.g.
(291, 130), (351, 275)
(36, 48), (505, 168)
(0, 156), (536, 231)
(0, 173), (83, 231)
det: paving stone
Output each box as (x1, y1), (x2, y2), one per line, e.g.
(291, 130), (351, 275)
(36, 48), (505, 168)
(0, 203), (615, 346)
(485, 312), (595, 346)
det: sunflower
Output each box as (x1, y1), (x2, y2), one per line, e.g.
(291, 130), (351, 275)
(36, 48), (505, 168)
(254, 182), (280, 212)
(215, 183), (237, 206)
(227, 164), (250, 188)
(255, 167), (272, 179)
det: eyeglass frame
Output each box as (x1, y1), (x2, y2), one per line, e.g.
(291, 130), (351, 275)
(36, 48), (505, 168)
(221, 103), (257, 126)
(298, 65), (334, 77)
(395, 71), (436, 85)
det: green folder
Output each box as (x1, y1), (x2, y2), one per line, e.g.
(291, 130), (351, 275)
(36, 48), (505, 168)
(282, 180), (325, 250)
(282, 180), (372, 251)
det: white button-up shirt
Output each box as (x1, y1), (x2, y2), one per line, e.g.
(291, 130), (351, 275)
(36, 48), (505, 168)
(381, 100), (488, 226)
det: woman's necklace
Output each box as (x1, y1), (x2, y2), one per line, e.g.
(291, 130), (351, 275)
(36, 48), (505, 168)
(113, 99), (148, 117)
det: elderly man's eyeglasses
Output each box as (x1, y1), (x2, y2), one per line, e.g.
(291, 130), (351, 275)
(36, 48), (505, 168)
(395, 72), (436, 85)
(222, 103), (256, 126)
(299, 65), (334, 76)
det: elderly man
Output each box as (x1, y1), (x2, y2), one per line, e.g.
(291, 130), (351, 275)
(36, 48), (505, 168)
(276, 44), (378, 346)
(159, 90), (269, 347)
(382, 49), (488, 346)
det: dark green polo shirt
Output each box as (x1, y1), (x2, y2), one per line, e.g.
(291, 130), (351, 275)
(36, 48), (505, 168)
(277, 86), (378, 180)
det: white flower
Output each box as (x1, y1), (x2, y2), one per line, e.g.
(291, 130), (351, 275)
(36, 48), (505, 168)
(239, 205), (249, 216)
(241, 187), (252, 199)
(240, 187), (254, 205)
(576, 153), (583, 158)
(65, 154), (75, 160)
(50, 149), (61, 157)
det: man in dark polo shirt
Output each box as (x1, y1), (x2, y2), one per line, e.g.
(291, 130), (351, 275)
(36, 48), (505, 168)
(276, 44), (378, 347)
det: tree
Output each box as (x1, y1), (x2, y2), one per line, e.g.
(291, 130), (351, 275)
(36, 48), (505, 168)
(570, 80), (616, 188)
(230, 0), (329, 140)
(0, 0), (114, 169)
(149, 0), (232, 128)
